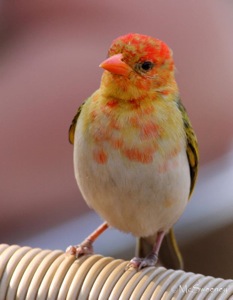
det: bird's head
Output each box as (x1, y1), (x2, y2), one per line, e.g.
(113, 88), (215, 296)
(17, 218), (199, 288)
(99, 33), (177, 100)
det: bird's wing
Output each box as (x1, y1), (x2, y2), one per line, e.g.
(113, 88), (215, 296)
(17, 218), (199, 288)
(137, 99), (199, 270)
(176, 99), (199, 197)
(68, 103), (84, 144)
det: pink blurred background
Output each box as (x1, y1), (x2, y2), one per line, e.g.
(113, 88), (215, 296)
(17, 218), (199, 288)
(1, 1), (233, 278)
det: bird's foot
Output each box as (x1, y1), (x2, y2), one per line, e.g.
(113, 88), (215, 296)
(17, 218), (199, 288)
(126, 252), (158, 270)
(66, 239), (94, 258)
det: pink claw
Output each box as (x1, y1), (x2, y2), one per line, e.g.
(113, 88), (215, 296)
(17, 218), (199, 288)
(66, 239), (94, 258)
(126, 253), (158, 270)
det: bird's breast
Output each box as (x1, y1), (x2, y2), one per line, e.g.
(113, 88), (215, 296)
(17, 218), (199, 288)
(82, 94), (185, 166)
(73, 97), (190, 236)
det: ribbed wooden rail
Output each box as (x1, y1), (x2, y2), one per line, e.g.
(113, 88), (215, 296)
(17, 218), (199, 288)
(0, 244), (232, 299)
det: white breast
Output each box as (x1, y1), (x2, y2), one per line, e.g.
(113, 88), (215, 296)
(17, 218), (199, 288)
(74, 124), (190, 238)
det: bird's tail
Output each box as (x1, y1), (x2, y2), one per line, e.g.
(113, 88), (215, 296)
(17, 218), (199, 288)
(136, 228), (184, 270)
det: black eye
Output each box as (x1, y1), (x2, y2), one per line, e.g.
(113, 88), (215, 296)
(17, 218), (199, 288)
(141, 61), (154, 71)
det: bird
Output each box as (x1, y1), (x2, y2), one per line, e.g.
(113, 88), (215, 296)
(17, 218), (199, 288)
(67, 33), (199, 270)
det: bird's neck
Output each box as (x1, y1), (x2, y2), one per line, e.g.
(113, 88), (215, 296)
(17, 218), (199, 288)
(100, 72), (179, 102)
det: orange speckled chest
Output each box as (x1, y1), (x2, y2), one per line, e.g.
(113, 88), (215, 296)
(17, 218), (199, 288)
(81, 89), (186, 168)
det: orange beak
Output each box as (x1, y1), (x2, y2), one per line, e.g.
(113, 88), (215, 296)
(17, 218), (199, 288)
(99, 53), (131, 76)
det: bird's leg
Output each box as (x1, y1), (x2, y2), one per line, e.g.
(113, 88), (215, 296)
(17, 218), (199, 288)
(127, 231), (165, 270)
(66, 221), (109, 258)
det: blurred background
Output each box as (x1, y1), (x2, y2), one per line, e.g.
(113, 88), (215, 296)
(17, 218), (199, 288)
(1, 0), (233, 279)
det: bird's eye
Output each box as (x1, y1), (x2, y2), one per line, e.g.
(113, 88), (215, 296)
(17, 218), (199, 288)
(140, 61), (154, 72)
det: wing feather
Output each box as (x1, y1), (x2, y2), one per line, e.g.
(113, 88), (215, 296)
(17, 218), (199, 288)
(68, 103), (84, 144)
(176, 99), (199, 197)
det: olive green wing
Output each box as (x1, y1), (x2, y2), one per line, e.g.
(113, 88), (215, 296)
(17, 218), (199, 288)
(177, 99), (199, 197)
(69, 103), (84, 144)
